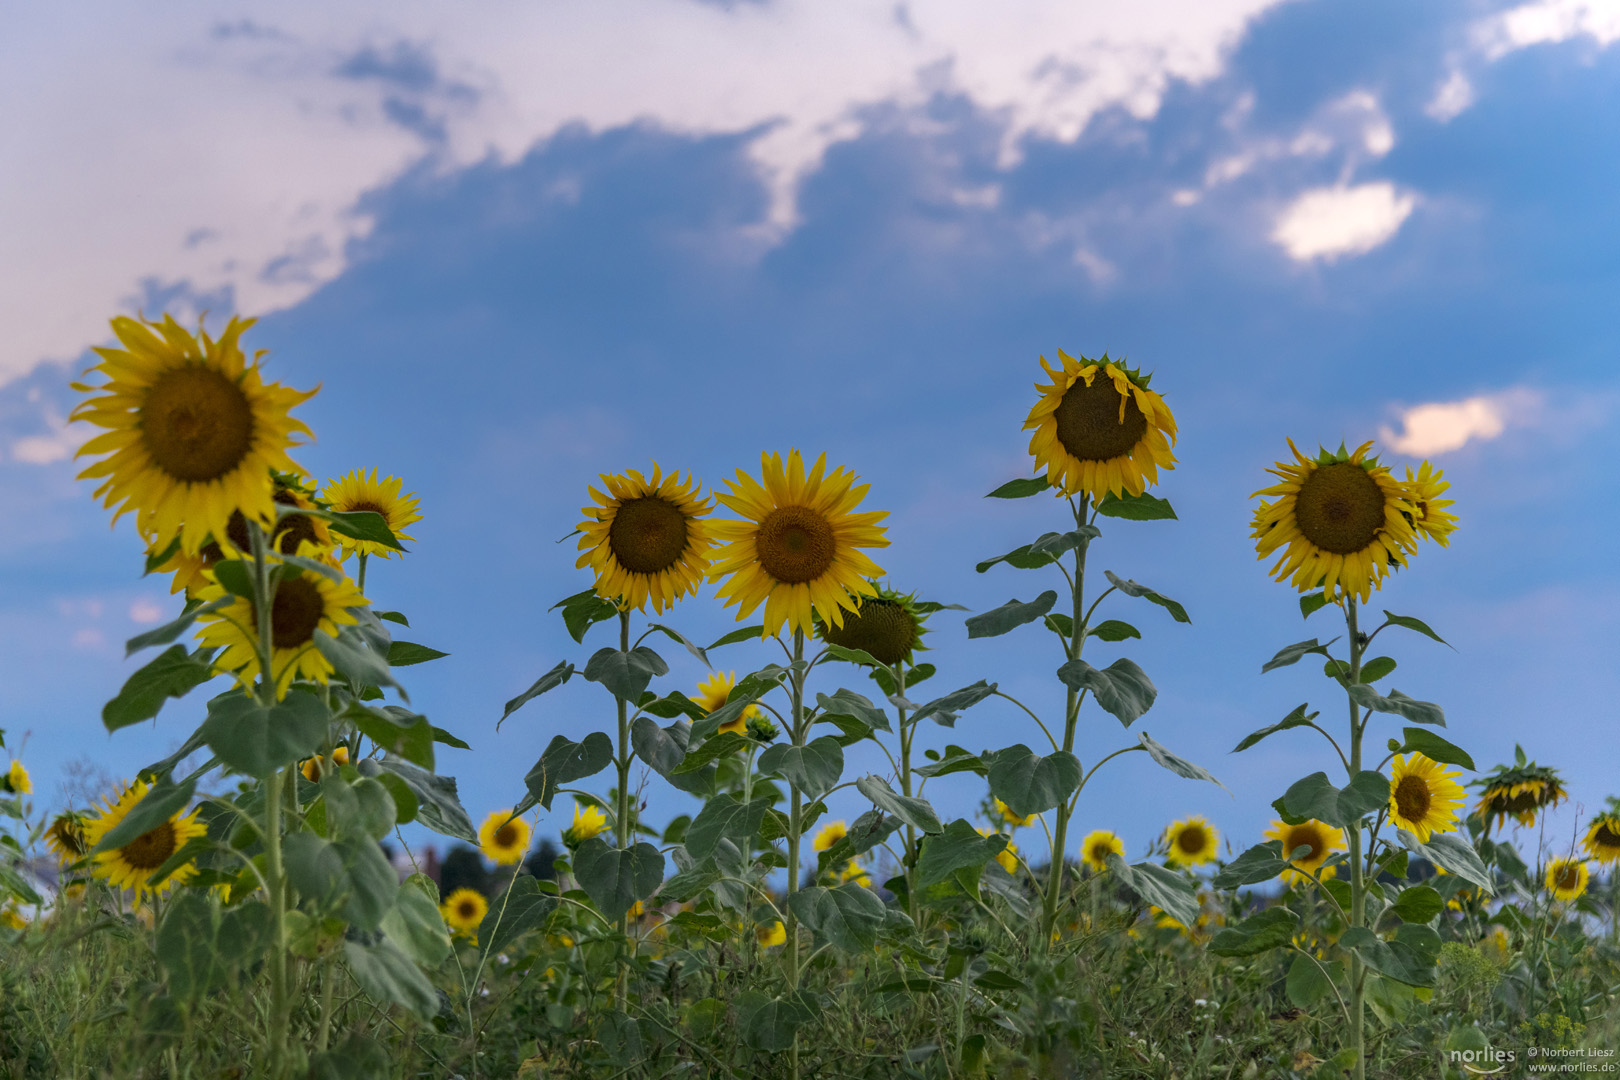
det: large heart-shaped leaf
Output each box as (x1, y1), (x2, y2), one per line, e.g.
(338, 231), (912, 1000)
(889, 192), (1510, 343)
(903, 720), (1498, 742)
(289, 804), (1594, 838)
(986, 745), (1081, 818)
(574, 839), (665, 921)
(965, 593), (1058, 638)
(1056, 657), (1156, 726)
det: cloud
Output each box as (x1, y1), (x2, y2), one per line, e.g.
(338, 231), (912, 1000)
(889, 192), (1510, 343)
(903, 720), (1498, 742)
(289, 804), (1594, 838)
(1478, 0), (1620, 59)
(1, 1), (1285, 384)
(8, 410), (88, 465)
(1425, 70), (1475, 122)
(1270, 182), (1416, 262)
(1379, 387), (1544, 455)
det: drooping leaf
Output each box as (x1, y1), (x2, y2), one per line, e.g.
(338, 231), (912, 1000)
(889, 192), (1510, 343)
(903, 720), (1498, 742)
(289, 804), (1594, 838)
(647, 623), (711, 668)
(1102, 570), (1190, 623)
(123, 597), (230, 657)
(985, 477), (1050, 499)
(283, 832), (399, 931)
(1232, 703), (1318, 753)
(1138, 731), (1222, 787)
(344, 939), (438, 1019)
(499, 661), (575, 728)
(522, 732), (613, 811)
(706, 625), (766, 650)
(1395, 727), (1474, 771)
(551, 589), (619, 644)
(315, 625), (404, 699)
(1389, 885), (1445, 924)
(1338, 925), (1441, 987)
(321, 509), (405, 552)
(1028, 527), (1100, 560)
(790, 884), (887, 952)
(757, 737), (844, 800)
(1299, 591), (1329, 619)
(911, 680), (998, 727)
(386, 641), (449, 667)
(814, 809), (898, 872)
(573, 838), (665, 921)
(1285, 952), (1344, 1009)
(683, 795), (773, 861)
(381, 875), (452, 968)
(974, 546), (1057, 574)
(1398, 829), (1492, 894)
(915, 745), (988, 779)
(1087, 619), (1141, 642)
(378, 759), (478, 844)
(477, 875), (558, 958)
(103, 645), (218, 731)
(1208, 907), (1299, 958)
(670, 732), (748, 774)
(964, 592), (1058, 638)
(736, 990), (817, 1053)
(1261, 638), (1338, 674)
(1281, 770), (1389, 830)
(345, 703), (434, 770)
(1108, 857), (1198, 927)
(1380, 611), (1450, 647)
(916, 818), (1004, 890)
(1348, 685), (1445, 728)
(855, 775), (942, 834)
(1056, 657), (1156, 726)
(689, 666), (787, 741)
(986, 745), (1081, 818)
(201, 690), (329, 779)
(815, 689), (892, 734)
(1094, 491), (1177, 521)
(1212, 841), (1291, 888)
(583, 646), (669, 704)
(91, 777), (197, 854)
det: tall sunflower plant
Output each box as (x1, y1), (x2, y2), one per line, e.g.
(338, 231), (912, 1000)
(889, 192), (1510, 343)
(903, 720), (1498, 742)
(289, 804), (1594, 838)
(0, 730), (45, 932)
(959, 351), (1220, 941)
(1212, 437), (1481, 1080)
(71, 313), (468, 1078)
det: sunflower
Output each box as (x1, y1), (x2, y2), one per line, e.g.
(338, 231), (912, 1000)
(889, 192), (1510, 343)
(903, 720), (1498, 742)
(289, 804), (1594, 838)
(977, 827), (1019, 874)
(71, 315), (316, 556)
(576, 464), (714, 613)
(479, 810), (533, 866)
(1164, 816), (1218, 867)
(693, 671), (759, 736)
(1473, 753), (1567, 833)
(45, 812), (88, 865)
(3, 760), (28, 795)
(1581, 813), (1620, 865)
(837, 859), (872, 887)
(300, 745), (351, 783)
(1024, 351), (1178, 501)
(1481, 924), (1511, 959)
(1388, 753), (1467, 842)
(83, 778), (206, 898)
(1081, 829), (1124, 872)
(817, 583), (926, 666)
(813, 820), (848, 852)
(218, 474), (333, 559)
(757, 920), (787, 948)
(710, 450), (889, 638)
(564, 803), (608, 846)
(1401, 462), (1458, 547)
(995, 797), (1035, 829)
(0, 909), (24, 931)
(441, 887), (488, 937)
(1544, 858), (1589, 902)
(1265, 818), (1346, 887)
(145, 537), (219, 597)
(1251, 441), (1422, 603)
(322, 468), (422, 560)
(193, 565), (367, 698)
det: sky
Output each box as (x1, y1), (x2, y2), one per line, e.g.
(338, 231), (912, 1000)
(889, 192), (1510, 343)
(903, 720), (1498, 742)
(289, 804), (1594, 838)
(3, 0), (1618, 871)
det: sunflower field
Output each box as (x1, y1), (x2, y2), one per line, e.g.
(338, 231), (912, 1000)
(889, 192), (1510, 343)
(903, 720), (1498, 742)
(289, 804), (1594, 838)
(1, 316), (1617, 1080)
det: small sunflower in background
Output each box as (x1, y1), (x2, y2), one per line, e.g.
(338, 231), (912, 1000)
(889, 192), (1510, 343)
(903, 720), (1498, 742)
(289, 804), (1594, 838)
(576, 464), (714, 613)
(322, 468), (422, 560)
(45, 812), (88, 866)
(1544, 857), (1589, 902)
(816, 583), (928, 667)
(215, 473), (333, 560)
(1265, 818), (1346, 887)
(300, 745), (351, 783)
(995, 797), (1034, 829)
(977, 827), (1019, 874)
(1388, 753), (1467, 842)
(1473, 751), (1567, 833)
(1080, 829), (1124, 872)
(194, 566), (368, 698)
(1164, 816), (1218, 867)
(144, 538), (220, 597)
(71, 315), (315, 556)
(710, 450), (889, 639)
(479, 810), (533, 866)
(2, 759), (29, 794)
(836, 859), (872, 887)
(84, 778), (206, 899)
(1401, 461), (1458, 547)
(756, 920), (786, 948)
(813, 820), (848, 853)
(564, 803), (608, 847)
(1024, 350), (1177, 500)
(441, 888), (488, 938)
(692, 670), (758, 736)
(1582, 809), (1620, 865)
(1251, 441), (1421, 603)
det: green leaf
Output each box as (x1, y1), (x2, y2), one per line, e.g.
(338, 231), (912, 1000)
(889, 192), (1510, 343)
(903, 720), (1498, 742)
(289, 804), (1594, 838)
(1285, 952), (1344, 1009)
(825, 643), (883, 667)
(431, 726), (470, 750)
(103, 645), (218, 731)
(1396, 727), (1474, 771)
(631, 717), (710, 795)
(789, 884), (887, 952)
(986, 745), (1081, 817)
(647, 623), (711, 668)
(202, 690), (329, 778)
(376, 772), (419, 826)
(317, 509), (404, 551)
(143, 536), (181, 575)
(1390, 885), (1444, 924)
(315, 625), (404, 699)
(375, 610), (409, 627)
(855, 775), (942, 834)
(1231, 703), (1317, 753)
(1095, 491), (1177, 520)
(985, 477), (1050, 498)
(973, 544), (1055, 574)
(1108, 857), (1198, 927)
(706, 625), (765, 649)
(346, 703), (434, 770)
(684, 795), (773, 861)
(1299, 591), (1329, 619)
(156, 893), (271, 1001)
(212, 559), (255, 598)
(758, 737), (844, 800)
(344, 939), (438, 1019)
(1380, 611), (1450, 646)
(737, 990), (817, 1053)
(815, 689), (892, 735)
(477, 875), (558, 958)
(965, 592), (1058, 637)
(1398, 830), (1492, 894)
(93, 777), (197, 854)
(386, 641), (449, 667)
(1056, 657), (1156, 726)
(283, 832), (399, 931)
(870, 662), (935, 697)
(1339, 925), (1441, 987)
(911, 680), (998, 727)
(499, 661), (575, 728)
(917, 819), (1004, 889)
(1261, 637), (1337, 674)
(123, 597), (230, 657)
(639, 689), (708, 722)
(1281, 770), (1389, 830)
(1347, 685), (1445, 728)
(583, 646), (669, 703)
(378, 759), (478, 844)
(689, 666), (787, 740)
(1208, 907), (1299, 957)
(573, 838), (664, 921)
(1356, 656), (1397, 683)
(915, 745), (987, 779)
(1102, 570), (1190, 623)
(381, 875), (452, 968)
(137, 727), (211, 784)
(523, 732), (613, 810)
(1213, 842), (1291, 888)
(814, 809), (898, 872)
(550, 588), (619, 644)
(1137, 731), (1222, 786)
(1087, 619), (1140, 642)
(1028, 527), (1100, 560)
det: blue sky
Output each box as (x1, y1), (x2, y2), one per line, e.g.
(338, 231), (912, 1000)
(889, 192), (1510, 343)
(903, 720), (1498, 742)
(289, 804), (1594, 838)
(3, 0), (1617, 868)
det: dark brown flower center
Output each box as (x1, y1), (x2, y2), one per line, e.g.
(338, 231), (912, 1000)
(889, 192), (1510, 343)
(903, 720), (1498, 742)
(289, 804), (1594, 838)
(608, 496), (689, 575)
(821, 598), (916, 665)
(121, 822), (177, 871)
(1293, 463), (1386, 555)
(456, 898), (481, 919)
(345, 500), (388, 518)
(1176, 826), (1209, 855)
(1089, 840), (1114, 862)
(251, 575), (326, 650)
(225, 491), (318, 555)
(1394, 775), (1432, 823)
(141, 365), (255, 482)
(756, 505), (836, 585)
(1595, 823), (1620, 848)
(493, 823), (519, 848)
(1054, 374), (1147, 463)
(50, 819), (86, 857)
(1555, 864), (1580, 891)
(1284, 826), (1324, 863)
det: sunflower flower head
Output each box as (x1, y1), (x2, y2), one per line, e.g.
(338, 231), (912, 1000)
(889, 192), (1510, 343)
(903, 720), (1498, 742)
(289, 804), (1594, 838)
(479, 810), (533, 866)
(300, 745), (351, 783)
(71, 314), (316, 556)
(3, 760), (29, 795)
(564, 803), (608, 847)
(994, 797), (1035, 829)
(1265, 818), (1346, 887)
(815, 582), (930, 667)
(441, 887), (488, 937)
(1164, 816), (1218, 867)
(1401, 461), (1458, 547)
(709, 450), (889, 639)
(976, 827), (1019, 875)
(813, 820), (848, 853)
(1080, 829), (1124, 873)
(322, 468), (422, 560)
(1473, 749), (1567, 834)
(1581, 810), (1620, 865)
(577, 464), (714, 613)
(1544, 858), (1589, 902)
(1388, 753), (1467, 842)
(45, 812), (89, 865)
(693, 670), (759, 736)
(194, 563), (367, 699)
(1024, 351), (1178, 501)
(756, 920), (787, 948)
(1251, 440), (1421, 603)
(83, 778), (206, 899)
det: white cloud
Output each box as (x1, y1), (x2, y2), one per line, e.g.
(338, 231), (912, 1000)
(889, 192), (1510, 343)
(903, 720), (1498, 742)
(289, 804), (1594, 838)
(128, 599), (167, 624)
(8, 410), (89, 465)
(1379, 387), (1544, 455)
(1271, 182), (1416, 262)
(1478, 0), (1620, 59)
(1425, 70), (1475, 121)
(1, 1), (1285, 384)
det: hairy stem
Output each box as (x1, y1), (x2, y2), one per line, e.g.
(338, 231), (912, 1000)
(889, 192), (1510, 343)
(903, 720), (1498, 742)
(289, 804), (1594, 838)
(1345, 597), (1367, 1080)
(1042, 495), (1090, 945)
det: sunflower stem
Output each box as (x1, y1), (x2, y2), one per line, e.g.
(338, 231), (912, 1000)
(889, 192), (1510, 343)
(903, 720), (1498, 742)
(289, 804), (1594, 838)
(1345, 596), (1367, 1080)
(356, 551), (369, 596)
(896, 664), (920, 928)
(1042, 495), (1090, 948)
(614, 609), (632, 1010)
(785, 629), (807, 1080)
